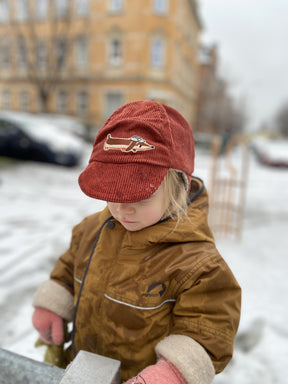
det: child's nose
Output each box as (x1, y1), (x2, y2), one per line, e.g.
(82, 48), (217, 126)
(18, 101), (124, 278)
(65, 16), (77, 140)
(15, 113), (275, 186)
(118, 203), (135, 215)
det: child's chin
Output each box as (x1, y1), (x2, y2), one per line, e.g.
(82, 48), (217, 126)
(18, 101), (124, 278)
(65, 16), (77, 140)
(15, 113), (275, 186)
(121, 221), (143, 231)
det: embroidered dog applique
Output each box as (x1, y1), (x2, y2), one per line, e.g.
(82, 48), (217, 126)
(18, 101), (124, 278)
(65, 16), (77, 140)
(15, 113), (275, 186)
(104, 134), (155, 153)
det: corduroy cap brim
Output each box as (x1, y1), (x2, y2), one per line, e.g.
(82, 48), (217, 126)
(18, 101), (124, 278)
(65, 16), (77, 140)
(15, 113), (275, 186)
(78, 161), (169, 203)
(78, 100), (195, 203)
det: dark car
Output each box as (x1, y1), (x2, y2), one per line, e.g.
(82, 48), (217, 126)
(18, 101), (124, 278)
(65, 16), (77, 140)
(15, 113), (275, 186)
(0, 115), (83, 167)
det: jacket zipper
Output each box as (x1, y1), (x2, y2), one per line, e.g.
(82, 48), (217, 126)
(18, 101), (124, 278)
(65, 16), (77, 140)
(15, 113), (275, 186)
(71, 216), (113, 357)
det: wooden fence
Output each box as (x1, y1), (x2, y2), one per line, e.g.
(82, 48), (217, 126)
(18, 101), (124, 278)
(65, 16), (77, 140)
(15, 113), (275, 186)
(208, 135), (249, 240)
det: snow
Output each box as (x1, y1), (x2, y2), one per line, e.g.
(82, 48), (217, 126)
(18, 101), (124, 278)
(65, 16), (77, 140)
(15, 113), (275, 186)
(1, 144), (288, 383)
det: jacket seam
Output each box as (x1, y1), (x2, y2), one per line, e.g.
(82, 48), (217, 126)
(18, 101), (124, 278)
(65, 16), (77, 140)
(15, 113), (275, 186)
(178, 319), (233, 344)
(175, 253), (222, 291)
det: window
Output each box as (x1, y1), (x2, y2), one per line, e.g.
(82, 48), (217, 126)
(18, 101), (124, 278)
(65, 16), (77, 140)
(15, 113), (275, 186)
(18, 39), (27, 67)
(105, 93), (123, 119)
(0, 44), (10, 68)
(0, 0), (9, 23)
(16, 0), (28, 21)
(109, 0), (123, 12)
(55, 0), (69, 19)
(36, 41), (47, 69)
(75, 36), (88, 68)
(0, 120), (16, 137)
(151, 38), (165, 67)
(55, 38), (67, 68)
(36, 0), (48, 20)
(57, 90), (68, 113)
(153, 0), (167, 14)
(19, 90), (30, 111)
(109, 38), (122, 66)
(77, 90), (88, 115)
(75, 0), (89, 16)
(2, 89), (11, 109)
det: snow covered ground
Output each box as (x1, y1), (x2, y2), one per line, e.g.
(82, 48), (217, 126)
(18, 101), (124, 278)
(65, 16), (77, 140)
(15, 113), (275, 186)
(1, 144), (287, 383)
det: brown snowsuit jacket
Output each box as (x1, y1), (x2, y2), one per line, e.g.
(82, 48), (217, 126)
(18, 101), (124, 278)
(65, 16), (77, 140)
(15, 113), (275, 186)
(33, 178), (241, 382)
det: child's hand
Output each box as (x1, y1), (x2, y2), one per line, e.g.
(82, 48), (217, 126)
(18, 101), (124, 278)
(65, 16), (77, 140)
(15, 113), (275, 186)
(32, 307), (64, 345)
(123, 357), (186, 384)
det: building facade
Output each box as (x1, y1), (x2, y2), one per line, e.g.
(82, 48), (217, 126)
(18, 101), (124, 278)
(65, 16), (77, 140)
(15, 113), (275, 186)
(0, 0), (201, 130)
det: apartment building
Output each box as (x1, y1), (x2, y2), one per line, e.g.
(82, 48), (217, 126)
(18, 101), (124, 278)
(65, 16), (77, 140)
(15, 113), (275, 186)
(0, 0), (201, 130)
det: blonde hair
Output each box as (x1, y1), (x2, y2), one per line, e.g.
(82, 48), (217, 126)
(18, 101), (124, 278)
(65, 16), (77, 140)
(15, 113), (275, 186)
(161, 169), (189, 222)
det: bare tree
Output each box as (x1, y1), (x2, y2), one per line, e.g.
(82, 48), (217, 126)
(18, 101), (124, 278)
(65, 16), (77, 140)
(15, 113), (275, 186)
(4, 0), (74, 112)
(275, 101), (288, 137)
(196, 75), (246, 137)
(195, 45), (247, 137)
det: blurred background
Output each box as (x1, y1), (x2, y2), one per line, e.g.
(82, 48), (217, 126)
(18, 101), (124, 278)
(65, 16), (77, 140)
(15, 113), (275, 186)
(0, 1), (288, 383)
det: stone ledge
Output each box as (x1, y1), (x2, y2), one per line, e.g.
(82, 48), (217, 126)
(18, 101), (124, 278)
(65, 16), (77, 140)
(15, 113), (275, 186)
(0, 348), (121, 384)
(60, 350), (121, 384)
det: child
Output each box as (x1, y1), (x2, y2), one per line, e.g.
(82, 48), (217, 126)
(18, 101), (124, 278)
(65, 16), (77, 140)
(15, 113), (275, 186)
(32, 100), (241, 384)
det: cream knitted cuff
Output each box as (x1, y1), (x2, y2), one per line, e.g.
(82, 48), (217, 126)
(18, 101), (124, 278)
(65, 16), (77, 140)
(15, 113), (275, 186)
(32, 280), (74, 322)
(155, 334), (215, 384)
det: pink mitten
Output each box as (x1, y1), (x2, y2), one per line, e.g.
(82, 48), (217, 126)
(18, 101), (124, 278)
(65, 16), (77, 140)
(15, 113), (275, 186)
(32, 307), (64, 345)
(124, 357), (186, 384)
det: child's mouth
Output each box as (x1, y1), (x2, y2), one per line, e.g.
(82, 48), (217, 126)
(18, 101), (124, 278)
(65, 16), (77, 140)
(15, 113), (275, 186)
(122, 219), (136, 224)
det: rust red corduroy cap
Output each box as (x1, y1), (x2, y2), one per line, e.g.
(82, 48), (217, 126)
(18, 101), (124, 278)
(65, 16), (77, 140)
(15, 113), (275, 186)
(78, 100), (195, 203)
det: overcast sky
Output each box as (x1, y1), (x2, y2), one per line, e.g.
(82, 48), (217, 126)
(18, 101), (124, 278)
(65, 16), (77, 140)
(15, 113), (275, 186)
(199, 0), (288, 131)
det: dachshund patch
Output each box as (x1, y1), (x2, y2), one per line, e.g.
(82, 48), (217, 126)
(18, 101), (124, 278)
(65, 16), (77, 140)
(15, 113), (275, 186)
(104, 134), (155, 153)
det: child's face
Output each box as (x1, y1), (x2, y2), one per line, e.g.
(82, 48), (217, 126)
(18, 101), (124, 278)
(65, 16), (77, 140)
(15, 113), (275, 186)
(107, 184), (167, 231)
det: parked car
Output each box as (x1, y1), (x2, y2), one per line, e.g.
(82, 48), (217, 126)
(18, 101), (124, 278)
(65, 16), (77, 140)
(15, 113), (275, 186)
(0, 113), (84, 167)
(36, 113), (87, 138)
(251, 137), (288, 168)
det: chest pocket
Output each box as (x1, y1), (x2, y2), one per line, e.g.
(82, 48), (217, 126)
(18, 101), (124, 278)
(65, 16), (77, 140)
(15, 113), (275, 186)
(103, 284), (176, 340)
(104, 292), (176, 311)
(104, 277), (176, 312)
